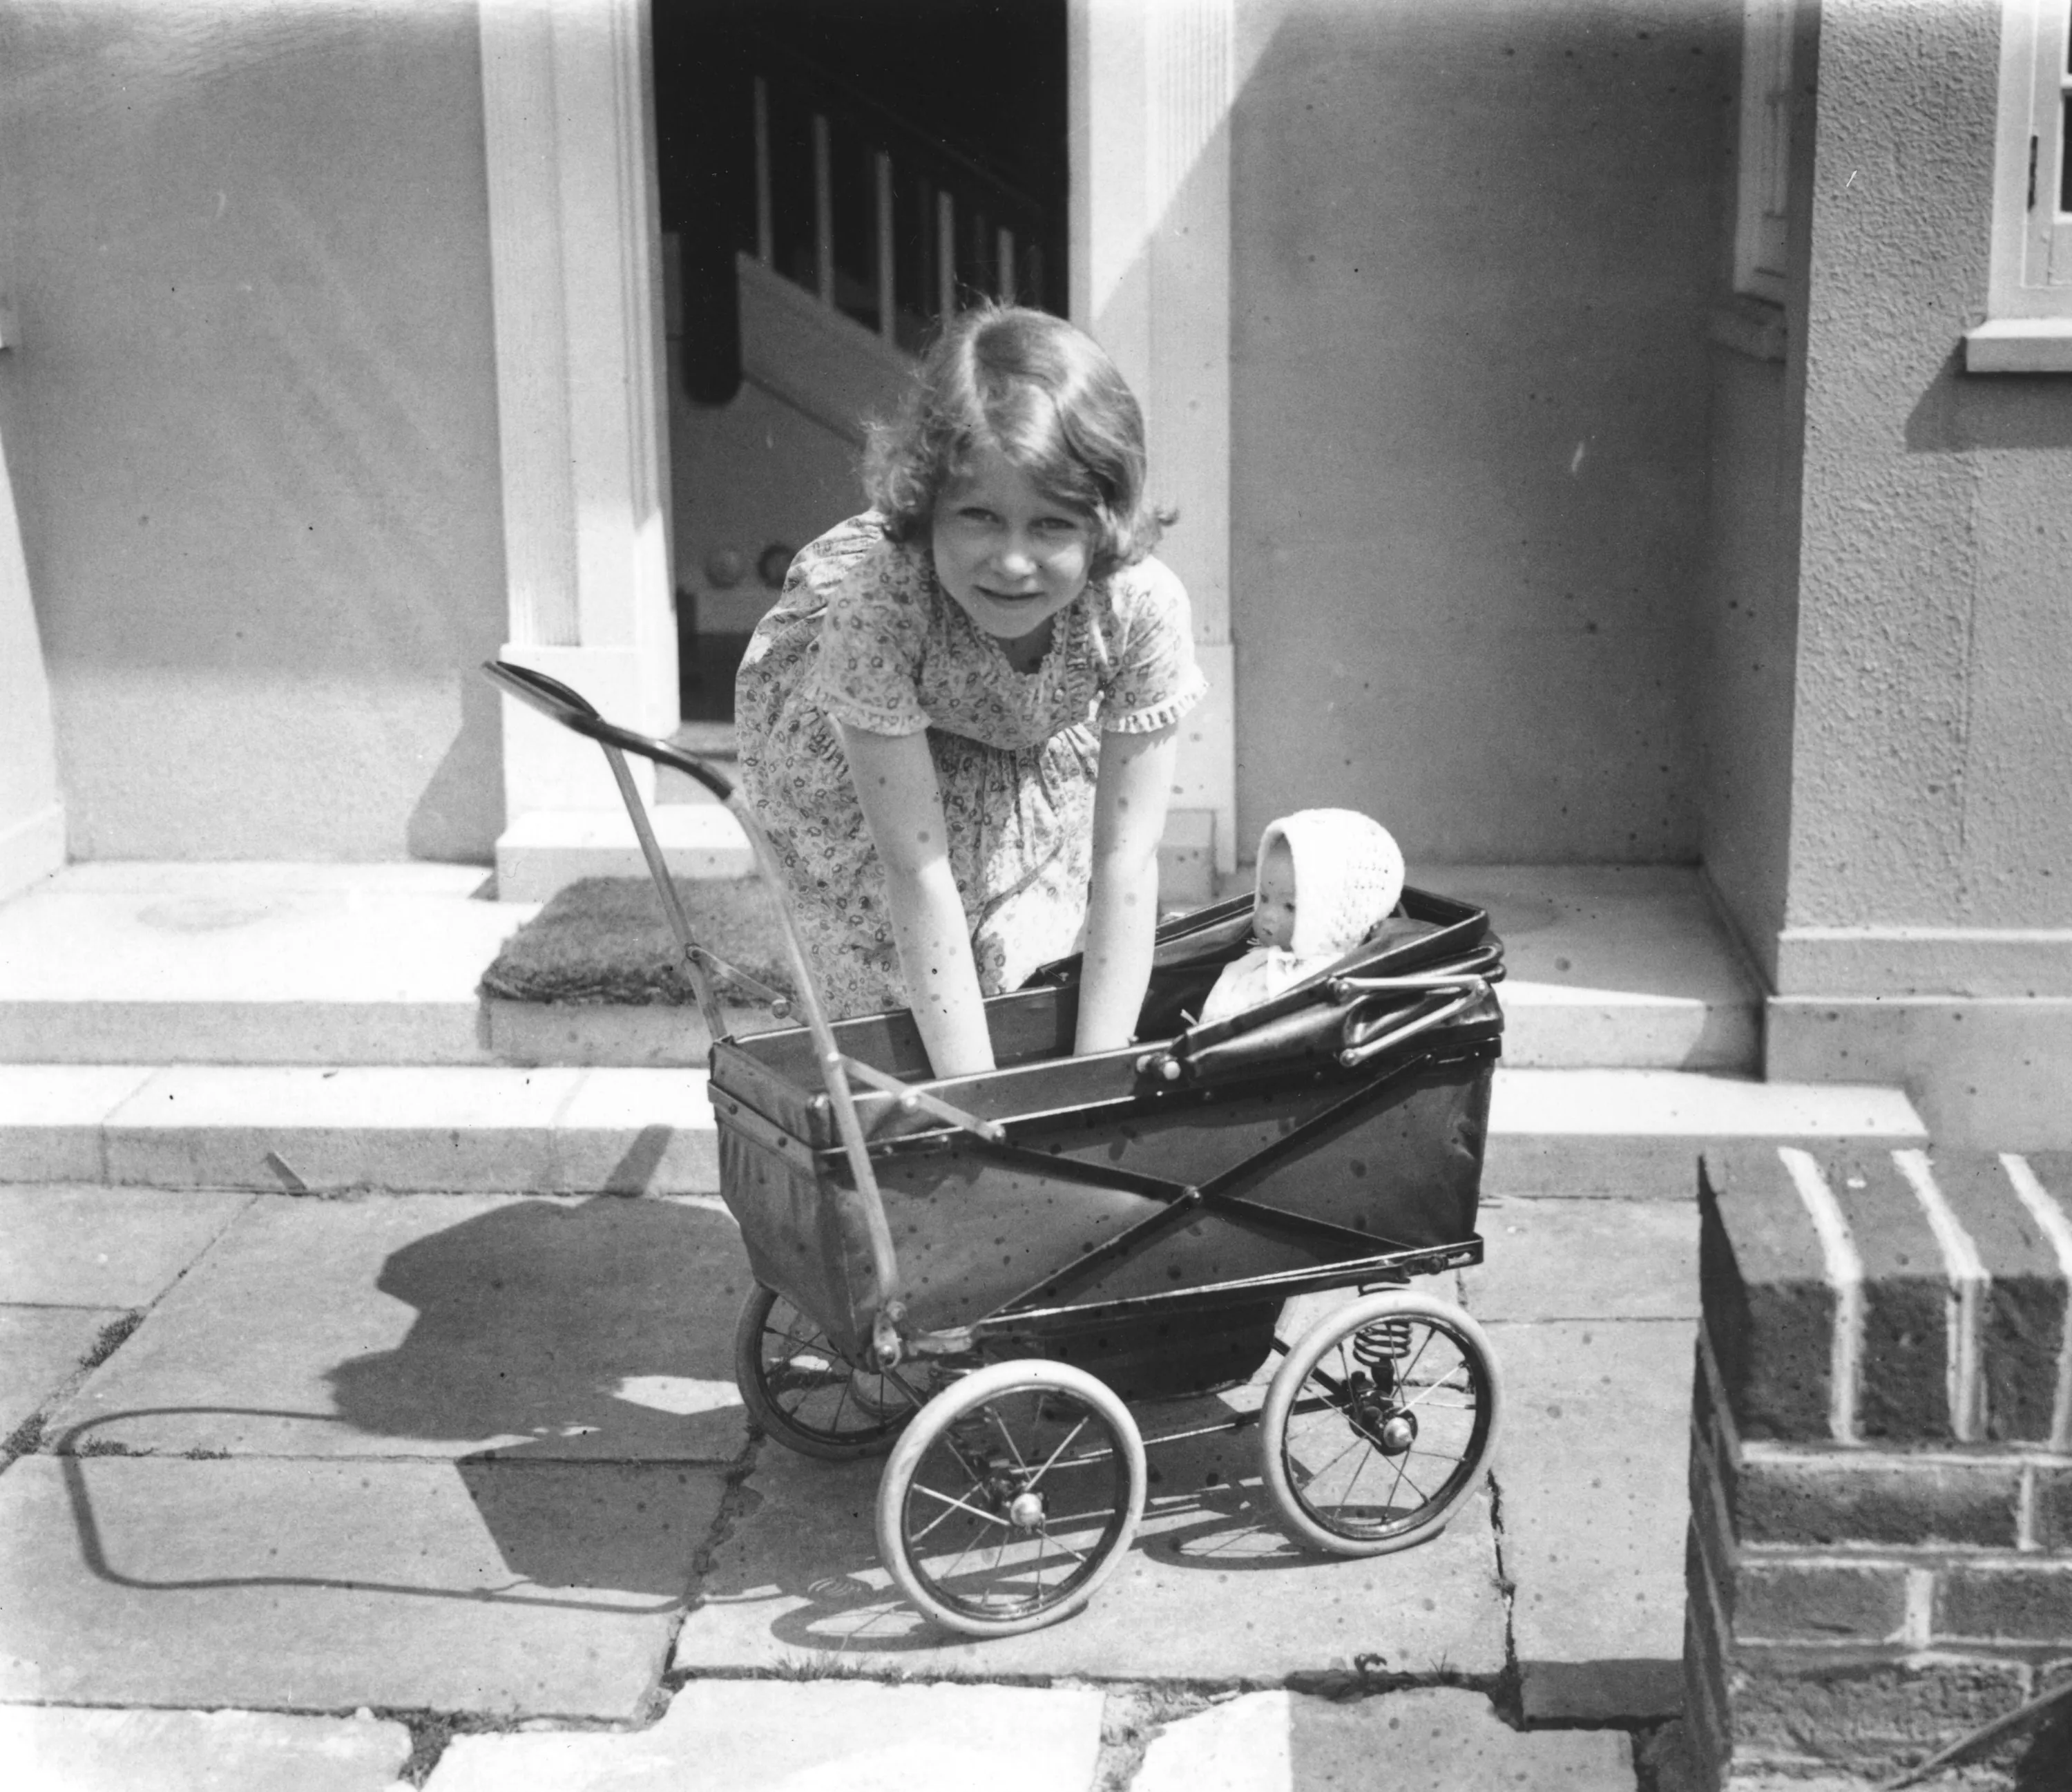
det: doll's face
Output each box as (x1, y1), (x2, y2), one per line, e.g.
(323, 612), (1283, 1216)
(931, 445), (1093, 648)
(1254, 837), (1297, 949)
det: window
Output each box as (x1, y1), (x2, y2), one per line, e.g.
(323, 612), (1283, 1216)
(1968, 0), (2072, 370)
(1734, 0), (1795, 306)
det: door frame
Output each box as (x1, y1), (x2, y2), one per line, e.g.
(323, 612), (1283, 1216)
(478, 0), (1238, 875)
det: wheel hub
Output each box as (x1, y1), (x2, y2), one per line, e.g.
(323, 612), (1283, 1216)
(1006, 1489), (1046, 1532)
(1346, 1371), (1418, 1456)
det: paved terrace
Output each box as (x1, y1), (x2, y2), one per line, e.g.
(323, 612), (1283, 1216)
(0, 861), (1928, 1786)
(3, 1178), (1703, 1789)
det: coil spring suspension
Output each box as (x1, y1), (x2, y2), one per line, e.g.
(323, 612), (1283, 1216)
(1352, 1317), (1413, 1366)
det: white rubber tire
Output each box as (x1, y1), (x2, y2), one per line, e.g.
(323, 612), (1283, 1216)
(876, 1357), (1147, 1637)
(1260, 1288), (1500, 1557)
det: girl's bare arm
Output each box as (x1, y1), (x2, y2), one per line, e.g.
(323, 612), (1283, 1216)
(836, 720), (996, 1078)
(1075, 722), (1179, 1055)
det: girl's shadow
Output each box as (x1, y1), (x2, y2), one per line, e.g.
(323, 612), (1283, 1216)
(324, 1194), (753, 1595)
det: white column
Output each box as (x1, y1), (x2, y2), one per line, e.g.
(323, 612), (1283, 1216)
(1071, 0), (1238, 879)
(480, 0), (700, 895)
(0, 392), (66, 899)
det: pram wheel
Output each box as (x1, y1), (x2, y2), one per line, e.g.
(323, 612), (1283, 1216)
(1260, 1289), (1499, 1557)
(876, 1360), (1147, 1637)
(733, 1285), (916, 1461)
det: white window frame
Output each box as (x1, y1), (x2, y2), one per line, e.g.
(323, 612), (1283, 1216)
(1734, 0), (1794, 305)
(1968, 0), (2072, 370)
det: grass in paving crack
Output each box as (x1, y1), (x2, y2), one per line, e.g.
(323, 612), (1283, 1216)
(79, 1310), (145, 1371)
(390, 1710), (522, 1787)
(3, 1412), (46, 1462)
(1094, 1685), (1230, 1792)
(1633, 1719), (1703, 1792)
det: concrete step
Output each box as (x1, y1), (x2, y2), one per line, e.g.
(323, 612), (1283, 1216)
(4, 861), (1761, 1073)
(483, 863), (1766, 1072)
(0, 1063), (1923, 1196)
(0, 862), (530, 1066)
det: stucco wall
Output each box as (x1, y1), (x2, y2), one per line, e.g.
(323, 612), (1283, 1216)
(1697, 346), (1801, 982)
(0, 1), (507, 862)
(1692, 3), (1821, 989)
(1229, 0), (1732, 865)
(1790, 0), (2072, 933)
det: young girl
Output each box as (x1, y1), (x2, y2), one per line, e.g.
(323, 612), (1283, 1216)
(1197, 810), (1405, 1025)
(735, 305), (1205, 1078)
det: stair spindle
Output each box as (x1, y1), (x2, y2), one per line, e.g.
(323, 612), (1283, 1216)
(812, 113), (834, 308)
(753, 77), (774, 266)
(875, 150), (895, 342)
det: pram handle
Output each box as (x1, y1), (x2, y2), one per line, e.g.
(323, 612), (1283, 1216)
(482, 659), (736, 803)
(481, 658), (918, 1365)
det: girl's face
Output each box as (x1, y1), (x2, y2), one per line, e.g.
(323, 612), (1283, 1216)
(1254, 838), (1297, 949)
(931, 444), (1094, 646)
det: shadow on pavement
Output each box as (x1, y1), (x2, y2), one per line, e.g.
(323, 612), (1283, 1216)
(324, 1195), (747, 1459)
(49, 1195), (749, 1608)
(323, 1196), (750, 1593)
(706, 1400), (1329, 1658)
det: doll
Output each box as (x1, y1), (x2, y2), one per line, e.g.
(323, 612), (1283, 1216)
(1196, 809), (1405, 1026)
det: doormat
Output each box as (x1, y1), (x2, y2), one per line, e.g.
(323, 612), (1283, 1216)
(479, 876), (796, 1007)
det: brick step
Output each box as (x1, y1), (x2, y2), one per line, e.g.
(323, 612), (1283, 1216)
(1687, 1143), (2072, 1789)
(0, 1065), (1921, 1197)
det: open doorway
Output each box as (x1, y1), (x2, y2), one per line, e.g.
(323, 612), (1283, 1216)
(649, 0), (1068, 723)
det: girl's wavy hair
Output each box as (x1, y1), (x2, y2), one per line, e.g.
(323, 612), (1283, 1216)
(863, 304), (1170, 580)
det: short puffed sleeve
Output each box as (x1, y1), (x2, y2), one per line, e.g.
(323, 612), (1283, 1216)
(800, 521), (932, 736)
(1096, 555), (1209, 734)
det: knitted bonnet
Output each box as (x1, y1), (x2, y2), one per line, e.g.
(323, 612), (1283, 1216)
(1258, 809), (1406, 958)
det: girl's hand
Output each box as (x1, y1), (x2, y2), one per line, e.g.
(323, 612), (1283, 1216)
(1076, 722), (1180, 1055)
(836, 721), (996, 1078)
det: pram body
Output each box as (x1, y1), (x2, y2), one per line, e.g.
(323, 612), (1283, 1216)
(486, 660), (1506, 1637)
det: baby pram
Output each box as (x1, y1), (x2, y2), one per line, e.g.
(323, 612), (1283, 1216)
(486, 660), (1506, 1637)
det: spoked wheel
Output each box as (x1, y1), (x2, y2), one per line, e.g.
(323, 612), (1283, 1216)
(876, 1360), (1147, 1637)
(1260, 1288), (1499, 1556)
(733, 1284), (918, 1461)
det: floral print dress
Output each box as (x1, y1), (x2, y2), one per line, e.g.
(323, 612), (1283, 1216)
(735, 512), (1207, 1021)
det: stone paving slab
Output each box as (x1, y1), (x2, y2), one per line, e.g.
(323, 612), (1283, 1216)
(1462, 1197), (1700, 1322)
(672, 1412), (1506, 1681)
(0, 1306), (126, 1444)
(1133, 1686), (1638, 1790)
(0, 1454), (720, 1717)
(47, 1193), (753, 1462)
(424, 1679), (1106, 1791)
(0, 1703), (412, 1792)
(0, 1183), (252, 1305)
(1488, 1317), (1695, 1722)
(1131, 1690), (1292, 1789)
(1288, 1686), (1636, 1789)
